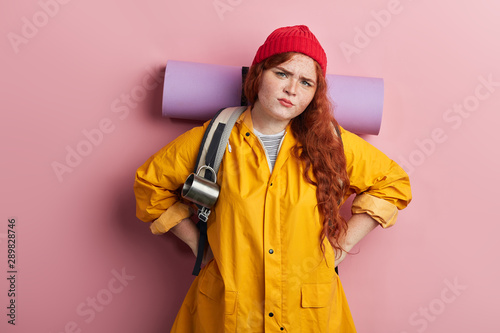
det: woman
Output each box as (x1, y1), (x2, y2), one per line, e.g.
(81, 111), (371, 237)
(134, 25), (411, 332)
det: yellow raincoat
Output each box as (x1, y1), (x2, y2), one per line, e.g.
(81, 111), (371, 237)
(134, 108), (411, 332)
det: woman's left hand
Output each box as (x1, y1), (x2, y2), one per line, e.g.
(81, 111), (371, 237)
(334, 213), (379, 267)
(335, 250), (347, 267)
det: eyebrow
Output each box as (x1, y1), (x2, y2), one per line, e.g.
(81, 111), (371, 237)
(275, 66), (316, 85)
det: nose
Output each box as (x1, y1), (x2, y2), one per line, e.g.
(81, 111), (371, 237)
(284, 79), (298, 95)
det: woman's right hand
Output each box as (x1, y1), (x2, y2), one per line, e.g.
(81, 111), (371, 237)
(191, 229), (214, 265)
(171, 217), (200, 254)
(171, 217), (214, 264)
(201, 244), (214, 265)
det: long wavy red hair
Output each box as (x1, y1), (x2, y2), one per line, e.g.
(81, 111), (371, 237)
(243, 52), (350, 257)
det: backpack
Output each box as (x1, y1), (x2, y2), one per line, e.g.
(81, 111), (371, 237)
(182, 106), (246, 275)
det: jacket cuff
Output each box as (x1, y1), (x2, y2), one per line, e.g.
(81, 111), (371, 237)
(150, 202), (193, 234)
(351, 193), (399, 228)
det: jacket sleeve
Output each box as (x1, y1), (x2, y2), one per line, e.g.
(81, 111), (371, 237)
(341, 126), (412, 228)
(133, 122), (209, 234)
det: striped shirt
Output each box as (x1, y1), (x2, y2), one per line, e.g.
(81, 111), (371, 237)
(253, 128), (286, 171)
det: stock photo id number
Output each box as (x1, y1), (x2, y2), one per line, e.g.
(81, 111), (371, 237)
(6, 217), (17, 325)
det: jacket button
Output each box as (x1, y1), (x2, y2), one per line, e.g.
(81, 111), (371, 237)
(280, 328), (284, 331)
(269, 312), (274, 317)
(269, 249), (274, 254)
(246, 132), (250, 136)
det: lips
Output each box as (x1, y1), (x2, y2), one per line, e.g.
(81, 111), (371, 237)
(278, 98), (294, 107)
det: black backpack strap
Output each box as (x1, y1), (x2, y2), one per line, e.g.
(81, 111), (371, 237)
(191, 106), (246, 276)
(193, 107), (226, 173)
(192, 220), (208, 276)
(241, 66), (249, 106)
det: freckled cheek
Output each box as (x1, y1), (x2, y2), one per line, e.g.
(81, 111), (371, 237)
(258, 90), (273, 108)
(298, 94), (314, 111)
(257, 81), (277, 103)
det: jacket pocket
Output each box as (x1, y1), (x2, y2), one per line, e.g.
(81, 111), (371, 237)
(301, 282), (332, 308)
(196, 261), (238, 332)
(300, 282), (335, 331)
(199, 265), (237, 315)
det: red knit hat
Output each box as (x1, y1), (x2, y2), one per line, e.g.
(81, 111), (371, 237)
(252, 25), (327, 76)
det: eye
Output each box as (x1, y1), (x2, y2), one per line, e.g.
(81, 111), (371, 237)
(275, 71), (287, 78)
(301, 80), (313, 87)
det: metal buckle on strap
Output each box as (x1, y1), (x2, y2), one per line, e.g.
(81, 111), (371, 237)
(198, 206), (211, 222)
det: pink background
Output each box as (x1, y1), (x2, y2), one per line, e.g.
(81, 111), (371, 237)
(1, 0), (499, 332)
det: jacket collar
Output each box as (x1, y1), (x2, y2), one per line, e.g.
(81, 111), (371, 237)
(236, 106), (297, 178)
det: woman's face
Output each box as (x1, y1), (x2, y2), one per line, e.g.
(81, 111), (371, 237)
(253, 53), (317, 130)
